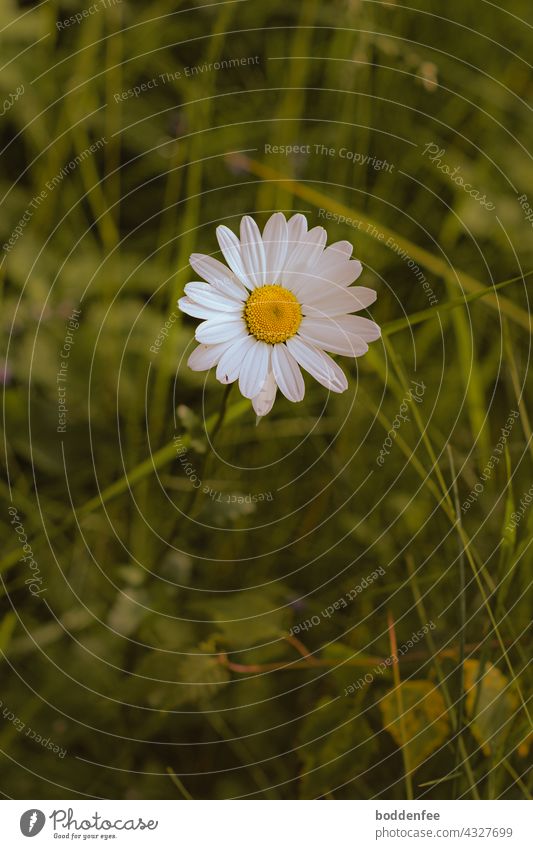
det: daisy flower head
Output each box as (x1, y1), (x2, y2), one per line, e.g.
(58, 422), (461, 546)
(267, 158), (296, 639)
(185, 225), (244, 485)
(179, 213), (380, 417)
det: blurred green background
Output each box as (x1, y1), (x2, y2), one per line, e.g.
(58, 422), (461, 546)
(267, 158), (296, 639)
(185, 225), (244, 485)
(0, 0), (532, 799)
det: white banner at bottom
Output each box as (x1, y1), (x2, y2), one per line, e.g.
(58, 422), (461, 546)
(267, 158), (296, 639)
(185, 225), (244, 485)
(0, 799), (530, 848)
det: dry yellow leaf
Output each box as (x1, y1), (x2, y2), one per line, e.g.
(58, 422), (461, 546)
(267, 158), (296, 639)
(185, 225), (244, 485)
(380, 681), (450, 770)
(463, 661), (519, 756)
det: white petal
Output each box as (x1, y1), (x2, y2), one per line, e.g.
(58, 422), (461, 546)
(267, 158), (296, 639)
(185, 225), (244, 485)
(184, 282), (243, 312)
(299, 317), (369, 357)
(284, 226), (327, 274)
(178, 297), (225, 321)
(281, 272), (324, 301)
(216, 225), (251, 288)
(314, 258), (363, 287)
(195, 317), (247, 344)
(271, 344), (305, 402)
(240, 216), (266, 288)
(239, 340), (270, 399)
(286, 337), (348, 393)
(286, 213), (308, 252)
(213, 276), (248, 302)
(283, 257), (362, 302)
(189, 253), (247, 301)
(303, 285), (377, 316)
(216, 335), (256, 384)
(335, 314), (381, 342)
(252, 370), (277, 416)
(321, 241), (353, 261)
(262, 212), (288, 283)
(303, 225), (328, 252)
(187, 342), (232, 371)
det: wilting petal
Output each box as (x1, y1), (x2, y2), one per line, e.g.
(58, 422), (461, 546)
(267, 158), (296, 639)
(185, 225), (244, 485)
(252, 370), (277, 416)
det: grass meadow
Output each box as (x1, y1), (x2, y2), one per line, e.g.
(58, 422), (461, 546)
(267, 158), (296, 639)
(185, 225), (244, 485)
(0, 0), (532, 800)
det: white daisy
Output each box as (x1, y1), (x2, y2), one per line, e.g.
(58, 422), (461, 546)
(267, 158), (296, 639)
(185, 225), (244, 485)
(179, 212), (380, 416)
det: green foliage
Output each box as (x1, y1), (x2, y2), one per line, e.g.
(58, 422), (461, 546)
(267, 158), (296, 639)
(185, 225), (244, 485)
(297, 697), (375, 798)
(0, 0), (531, 801)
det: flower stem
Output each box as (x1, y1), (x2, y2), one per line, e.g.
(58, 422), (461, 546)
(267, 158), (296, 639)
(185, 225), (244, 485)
(184, 383), (233, 518)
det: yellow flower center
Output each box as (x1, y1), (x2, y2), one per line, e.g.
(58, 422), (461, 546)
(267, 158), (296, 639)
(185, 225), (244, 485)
(244, 284), (302, 344)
